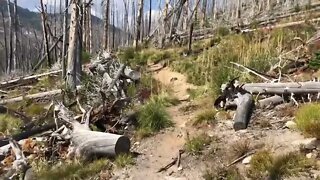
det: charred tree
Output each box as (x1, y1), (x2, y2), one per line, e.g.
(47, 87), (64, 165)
(66, 0), (80, 90)
(62, 0), (69, 78)
(135, 0), (144, 48)
(6, 0), (13, 73)
(40, 0), (52, 68)
(103, 0), (110, 51)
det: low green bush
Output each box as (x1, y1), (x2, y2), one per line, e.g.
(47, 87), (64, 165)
(295, 103), (320, 139)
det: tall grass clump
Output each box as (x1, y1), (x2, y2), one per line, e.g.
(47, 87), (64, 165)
(0, 114), (22, 135)
(185, 133), (212, 155)
(137, 95), (172, 136)
(34, 159), (112, 180)
(295, 103), (320, 139)
(248, 151), (314, 179)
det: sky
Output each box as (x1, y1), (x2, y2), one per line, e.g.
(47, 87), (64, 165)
(17, 0), (160, 17)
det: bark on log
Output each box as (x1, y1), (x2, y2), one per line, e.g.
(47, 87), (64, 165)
(242, 82), (320, 95)
(258, 95), (284, 108)
(0, 89), (62, 105)
(55, 103), (130, 159)
(0, 70), (62, 90)
(233, 93), (254, 131)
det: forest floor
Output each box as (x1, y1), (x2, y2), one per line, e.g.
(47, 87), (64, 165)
(112, 66), (320, 180)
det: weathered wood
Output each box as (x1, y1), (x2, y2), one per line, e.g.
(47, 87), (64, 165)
(242, 82), (320, 95)
(0, 123), (56, 147)
(233, 93), (254, 131)
(0, 89), (62, 104)
(0, 70), (62, 89)
(258, 95), (284, 108)
(55, 103), (130, 159)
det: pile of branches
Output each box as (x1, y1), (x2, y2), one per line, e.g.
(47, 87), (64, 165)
(214, 30), (320, 131)
(0, 51), (141, 179)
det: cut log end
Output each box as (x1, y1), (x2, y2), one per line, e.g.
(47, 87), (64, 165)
(115, 136), (131, 155)
(233, 122), (248, 131)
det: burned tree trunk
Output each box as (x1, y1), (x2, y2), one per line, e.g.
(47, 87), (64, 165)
(135, 0), (144, 48)
(6, 0), (13, 73)
(103, 0), (110, 51)
(40, 0), (52, 68)
(1, 10), (8, 70)
(66, 0), (80, 90)
(62, 0), (69, 78)
(13, 0), (18, 70)
(233, 93), (254, 131)
(55, 103), (130, 159)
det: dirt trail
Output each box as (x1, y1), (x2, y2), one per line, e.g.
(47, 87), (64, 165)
(112, 67), (201, 180)
(112, 67), (314, 180)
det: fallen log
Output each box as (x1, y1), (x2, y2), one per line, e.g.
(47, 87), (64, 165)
(242, 82), (320, 95)
(0, 89), (62, 105)
(0, 70), (62, 90)
(233, 93), (254, 131)
(55, 103), (130, 159)
(258, 95), (285, 108)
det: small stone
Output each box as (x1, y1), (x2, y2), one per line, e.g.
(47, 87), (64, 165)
(178, 166), (183, 171)
(284, 121), (297, 129)
(242, 156), (252, 164)
(306, 153), (316, 159)
(292, 138), (318, 150)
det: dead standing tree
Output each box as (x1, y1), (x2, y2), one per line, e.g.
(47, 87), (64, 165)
(103, 0), (110, 51)
(66, 0), (80, 90)
(6, 0), (13, 73)
(40, 0), (52, 68)
(135, 0), (144, 48)
(62, 0), (69, 78)
(13, 0), (18, 70)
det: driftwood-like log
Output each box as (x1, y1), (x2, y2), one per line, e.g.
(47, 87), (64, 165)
(55, 103), (130, 159)
(0, 89), (62, 104)
(258, 95), (284, 108)
(242, 82), (320, 95)
(0, 70), (61, 90)
(233, 93), (254, 131)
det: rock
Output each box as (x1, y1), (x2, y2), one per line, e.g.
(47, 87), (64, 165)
(178, 166), (183, 171)
(284, 121), (297, 129)
(292, 138), (319, 150)
(242, 156), (252, 164)
(306, 153), (314, 159)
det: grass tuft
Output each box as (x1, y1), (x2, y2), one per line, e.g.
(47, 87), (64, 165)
(295, 103), (320, 139)
(248, 151), (314, 179)
(193, 109), (217, 126)
(115, 153), (135, 168)
(0, 114), (22, 135)
(34, 159), (112, 180)
(203, 166), (244, 180)
(185, 133), (212, 155)
(137, 96), (172, 133)
(230, 140), (251, 159)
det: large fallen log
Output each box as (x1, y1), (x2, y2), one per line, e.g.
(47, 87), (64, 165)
(55, 103), (130, 159)
(242, 82), (320, 95)
(258, 95), (285, 108)
(0, 89), (62, 105)
(233, 93), (254, 131)
(0, 70), (62, 90)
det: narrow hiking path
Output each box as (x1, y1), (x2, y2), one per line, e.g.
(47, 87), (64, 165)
(112, 66), (316, 180)
(112, 67), (204, 180)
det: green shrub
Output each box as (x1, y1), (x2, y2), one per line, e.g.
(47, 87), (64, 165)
(296, 103), (320, 139)
(185, 133), (212, 155)
(115, 153), (135, 168)
(35, 159), (111, 180)
(0, 114), (22, 135)
(137, 97), (172, 132)
(247, 151), (274, 179)
(216, 26), (230, 37)
(309, 52), (320, 70)
(203, 166), (244, 180)
(248, 151), (314, 179)
(82, 51), (91, 64)
(193, 109), (217, 126)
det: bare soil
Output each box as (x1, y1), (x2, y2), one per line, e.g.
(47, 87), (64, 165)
(112, 67), (319, 180)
